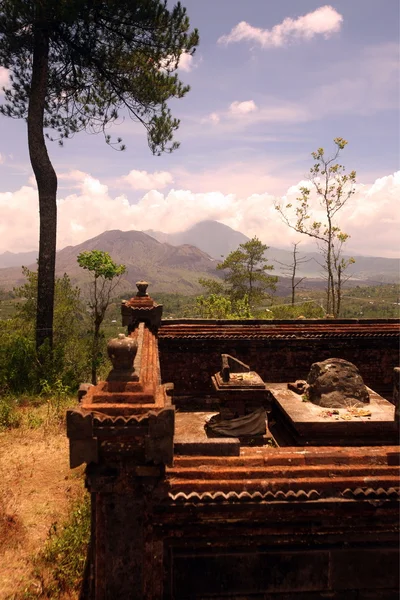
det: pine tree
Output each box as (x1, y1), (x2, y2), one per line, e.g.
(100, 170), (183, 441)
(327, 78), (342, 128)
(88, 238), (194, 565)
(0, 0), (198, 349)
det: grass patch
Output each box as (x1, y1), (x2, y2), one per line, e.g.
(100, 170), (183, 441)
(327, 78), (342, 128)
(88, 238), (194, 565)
(0, 485), (25, 553)
(0, 393), (78, 434)
(23, 493), (91, 599)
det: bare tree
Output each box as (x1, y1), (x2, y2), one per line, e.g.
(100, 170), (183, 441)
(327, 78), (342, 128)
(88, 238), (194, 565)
(274, 242), (311, 305)
(275, 138), (356, 317)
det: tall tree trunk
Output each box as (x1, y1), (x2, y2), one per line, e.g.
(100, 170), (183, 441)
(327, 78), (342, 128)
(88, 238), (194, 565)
(326, 221), (335, 316)
(92, 318), (102, 385)
(336, 264), (342, 318)
(27, 24), (58, 351)
(291, 244), (297, 306)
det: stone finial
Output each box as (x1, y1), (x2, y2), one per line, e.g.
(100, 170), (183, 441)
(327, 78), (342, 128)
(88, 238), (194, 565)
(136, 281), (149, 297)
(121, 281), (163, 331)
(107, 333), (138, 380)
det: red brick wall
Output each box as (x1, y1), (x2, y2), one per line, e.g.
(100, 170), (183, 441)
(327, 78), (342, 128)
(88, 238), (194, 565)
(158, 320), (400, 399)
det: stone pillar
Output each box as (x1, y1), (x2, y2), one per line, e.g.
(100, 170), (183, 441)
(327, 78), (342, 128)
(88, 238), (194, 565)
(67, 285), (172, 599)
(86, 459), (169, 599)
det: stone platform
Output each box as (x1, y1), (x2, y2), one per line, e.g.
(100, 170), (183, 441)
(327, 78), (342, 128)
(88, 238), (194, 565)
(174, 412), (240, 456)
(174, 411), (273, 456)
(269, 383), (398, 446)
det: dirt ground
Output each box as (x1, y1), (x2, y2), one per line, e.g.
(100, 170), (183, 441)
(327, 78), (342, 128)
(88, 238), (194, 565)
(0, 425), (85, 599)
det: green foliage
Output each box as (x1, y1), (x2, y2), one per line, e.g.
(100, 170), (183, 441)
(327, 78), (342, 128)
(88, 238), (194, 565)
(193, 238), (277, 319)
(137, 292), (196, 319)
(0, 0), (198, 353)
(77, 251), (126, 280)
(0, 0), (199, 154)
(77, 250), (126, 384)
(216, 237), (277, 307)
(33, 493), (91, 597)
(275, 139), (356, 317)
(0, 327), (38, 393)
(197, 277), (227, 296)
(339, 283), (400, 318)
(0, 396), (21, 430)
(0, 268), (90, 395)
(193, 293), (253, 319)
(265, 301), (325, 320)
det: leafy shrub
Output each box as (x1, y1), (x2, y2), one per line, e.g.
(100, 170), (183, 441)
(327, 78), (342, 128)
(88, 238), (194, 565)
(0, 328), (38, 393)
(31, 494), (91, 597)
(0, 396), (21, 430)
(0, 269), (91, 395)
(265, 301), (325, 319)
(192, 293), (253, 319)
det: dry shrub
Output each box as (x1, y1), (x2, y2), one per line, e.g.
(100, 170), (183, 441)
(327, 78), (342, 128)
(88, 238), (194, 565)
(0, 486), (25, 551)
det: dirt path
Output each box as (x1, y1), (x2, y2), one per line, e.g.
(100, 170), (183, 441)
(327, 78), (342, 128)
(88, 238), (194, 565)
(0, 426), (84, 599)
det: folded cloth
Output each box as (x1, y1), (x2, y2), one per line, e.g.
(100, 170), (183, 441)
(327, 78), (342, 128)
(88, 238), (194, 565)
(205, 407), (266, 437)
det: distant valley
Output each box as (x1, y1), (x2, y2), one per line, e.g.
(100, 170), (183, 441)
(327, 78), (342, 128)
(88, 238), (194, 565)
(145, 220), (399, 285)
(0, 220), (398, 295)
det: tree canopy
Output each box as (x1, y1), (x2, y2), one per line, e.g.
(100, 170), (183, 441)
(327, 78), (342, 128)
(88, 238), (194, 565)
(216, 236), (277, 308)
(77, 250), (126, 384)
(0, 0), (199, 152)
(0, 0), (199, 351)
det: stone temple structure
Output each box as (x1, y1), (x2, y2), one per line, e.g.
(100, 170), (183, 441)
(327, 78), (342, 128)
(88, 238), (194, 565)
(67, 283), (400, 599)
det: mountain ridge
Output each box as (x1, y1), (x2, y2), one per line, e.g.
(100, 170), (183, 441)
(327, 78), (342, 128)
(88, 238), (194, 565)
(0, 221), (398, 293)
(0, 229), (219, 295)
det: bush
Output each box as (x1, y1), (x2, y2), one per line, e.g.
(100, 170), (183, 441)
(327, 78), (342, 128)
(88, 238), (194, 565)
(191, 293), (253, 319)
(30, 493), (91, 597)
(0, 269), (92, 396)
(0, 328), (38, 394)
(0, 396), (21, 430)
(265, 301), (325, 319)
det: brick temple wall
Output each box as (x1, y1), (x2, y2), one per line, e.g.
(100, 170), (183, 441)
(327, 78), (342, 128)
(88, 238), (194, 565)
(158, 319), (400, 399)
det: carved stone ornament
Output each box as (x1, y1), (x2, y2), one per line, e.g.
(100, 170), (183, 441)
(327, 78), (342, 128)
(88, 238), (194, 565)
(307, 357), (370, 408)
(107, 333), (138, 371)
(136, 280), (149, 297)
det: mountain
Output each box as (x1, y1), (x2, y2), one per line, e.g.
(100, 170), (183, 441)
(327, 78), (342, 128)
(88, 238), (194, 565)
(0, 223), (398, 295)
(0, 250), (38, 269)
(0, 230), (219, 295)
(268, 250), (400, 284)
(145, 220), (250, 259)
(146, 220), (399, 284)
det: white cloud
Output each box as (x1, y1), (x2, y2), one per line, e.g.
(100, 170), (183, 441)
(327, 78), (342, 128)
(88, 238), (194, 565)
(159, 51), (196, 73)
(58, 170), (87, 182)
(178, 52), (194, 72)
(229, 100), (257, 115)
(0, 186), (40, 252)
(218, 5), (343, 48)
(173, 160), (293, 197)
(0, 153), (4, 164)
(204, 112), (220, 124)
(121, 169), (173, 191)
(0, 171), (398, 258)
(0, 67), (9, 90)
(202, 100), (307, 129)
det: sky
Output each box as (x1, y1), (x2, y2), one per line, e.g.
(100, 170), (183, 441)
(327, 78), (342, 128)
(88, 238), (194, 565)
(0, 0), (399, 258)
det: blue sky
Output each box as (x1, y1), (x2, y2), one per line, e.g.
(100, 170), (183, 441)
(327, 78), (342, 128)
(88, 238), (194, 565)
(0, 1), (399, 257)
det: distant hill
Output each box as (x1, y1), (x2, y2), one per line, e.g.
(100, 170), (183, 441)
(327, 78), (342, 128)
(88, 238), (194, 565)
(0, 222), (398, 295)
(145, 220), (250, 259)
(146, 220), (399, 284)
(0, 230), (219, 295)
(268, 250), (400, 284)
(0, 250), (37, 269)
